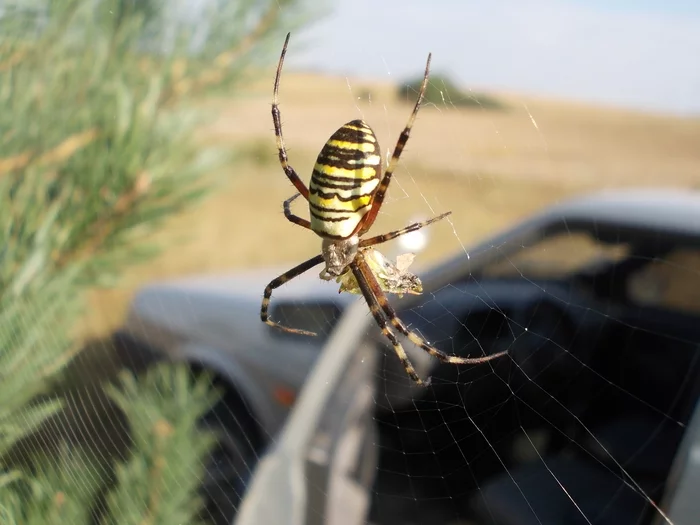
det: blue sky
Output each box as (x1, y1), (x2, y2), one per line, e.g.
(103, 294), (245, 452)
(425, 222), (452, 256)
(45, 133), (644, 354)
(284, 0), (700, 115)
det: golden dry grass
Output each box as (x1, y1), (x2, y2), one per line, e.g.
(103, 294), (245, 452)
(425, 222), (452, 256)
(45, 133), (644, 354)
(76, 71), (700, 341)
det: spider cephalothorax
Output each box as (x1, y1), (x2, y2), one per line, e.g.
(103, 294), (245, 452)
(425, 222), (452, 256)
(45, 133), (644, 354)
(259, 33), (507, 385)
(320, 237), (359, 278)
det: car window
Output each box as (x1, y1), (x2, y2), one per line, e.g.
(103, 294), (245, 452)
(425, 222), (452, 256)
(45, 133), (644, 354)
(482, 231), (630, 279)
(627, 248), (700, 315)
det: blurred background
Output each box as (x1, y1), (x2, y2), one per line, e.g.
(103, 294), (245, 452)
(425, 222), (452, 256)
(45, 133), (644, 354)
(80, 0), (700, 342)
(1, 0), (699, 524)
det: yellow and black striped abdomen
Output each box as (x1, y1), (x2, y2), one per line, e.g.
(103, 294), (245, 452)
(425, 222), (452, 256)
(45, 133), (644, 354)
(309, 119), (382, 239)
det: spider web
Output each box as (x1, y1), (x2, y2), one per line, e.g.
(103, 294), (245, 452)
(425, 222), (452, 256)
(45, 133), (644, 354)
(34, 13), (699, 525)
(248, 50), (700, 525)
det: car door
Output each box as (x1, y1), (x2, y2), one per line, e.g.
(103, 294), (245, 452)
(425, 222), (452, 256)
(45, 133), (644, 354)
(235, 298), (379, 525)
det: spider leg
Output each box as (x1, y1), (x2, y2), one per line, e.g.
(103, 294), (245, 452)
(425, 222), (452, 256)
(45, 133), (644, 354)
(354, 253), (508, 366)
(357, 53), (432, 236)
(273, 33), (310, 200)
(360, 211), (452, 248)
(261, 254), (324, 335)
(284, 193), (311, 229)
(349, 261), (430, 386)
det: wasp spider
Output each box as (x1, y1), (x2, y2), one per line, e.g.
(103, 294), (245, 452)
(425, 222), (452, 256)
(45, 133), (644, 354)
(260, 33), (507, 386)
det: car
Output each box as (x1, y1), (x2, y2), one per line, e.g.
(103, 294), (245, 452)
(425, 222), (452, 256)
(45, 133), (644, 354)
(117, 188), (700, 525)
(234, 188), (700, 525)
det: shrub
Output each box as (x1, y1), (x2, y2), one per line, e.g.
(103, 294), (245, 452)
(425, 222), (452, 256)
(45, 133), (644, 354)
(397, 73), (505, 110)
(0, 0), (308, 523)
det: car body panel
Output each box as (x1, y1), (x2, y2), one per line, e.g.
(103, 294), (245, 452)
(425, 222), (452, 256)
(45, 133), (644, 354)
(658, 398), (700, 525)
(236, 298), (378, 525)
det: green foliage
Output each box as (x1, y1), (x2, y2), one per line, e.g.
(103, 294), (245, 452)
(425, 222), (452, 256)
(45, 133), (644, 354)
(102, 365), (221, 525)
(0, 0), (310, 523)
(397, 73), (505, 110)
(0, 272), (83, 458)
(0, 446), (108, 525)
(0, 366), (219, 525)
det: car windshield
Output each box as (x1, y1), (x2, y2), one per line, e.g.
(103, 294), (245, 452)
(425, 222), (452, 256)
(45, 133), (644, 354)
(481, 230), (631, 280)
(480, 227), (700, 317)
(626, 247), (700, 316)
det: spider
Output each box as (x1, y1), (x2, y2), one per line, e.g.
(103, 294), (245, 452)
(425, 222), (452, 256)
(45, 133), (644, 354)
(260, 33), (507, 386)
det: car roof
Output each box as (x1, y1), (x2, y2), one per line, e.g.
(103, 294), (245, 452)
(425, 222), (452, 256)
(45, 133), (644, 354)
(538, 188), (700, 239)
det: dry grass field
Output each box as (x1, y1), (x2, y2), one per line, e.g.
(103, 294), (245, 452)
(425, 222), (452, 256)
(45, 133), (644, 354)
(76, 70), (700, 342)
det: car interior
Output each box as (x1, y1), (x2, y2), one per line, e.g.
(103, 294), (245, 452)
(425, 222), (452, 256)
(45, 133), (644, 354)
(367, 227), (700, 524)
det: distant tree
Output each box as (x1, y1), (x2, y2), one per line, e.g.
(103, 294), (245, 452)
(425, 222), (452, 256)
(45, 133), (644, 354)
(398, 73), (505, 110)
(0, 0), (309, 523)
